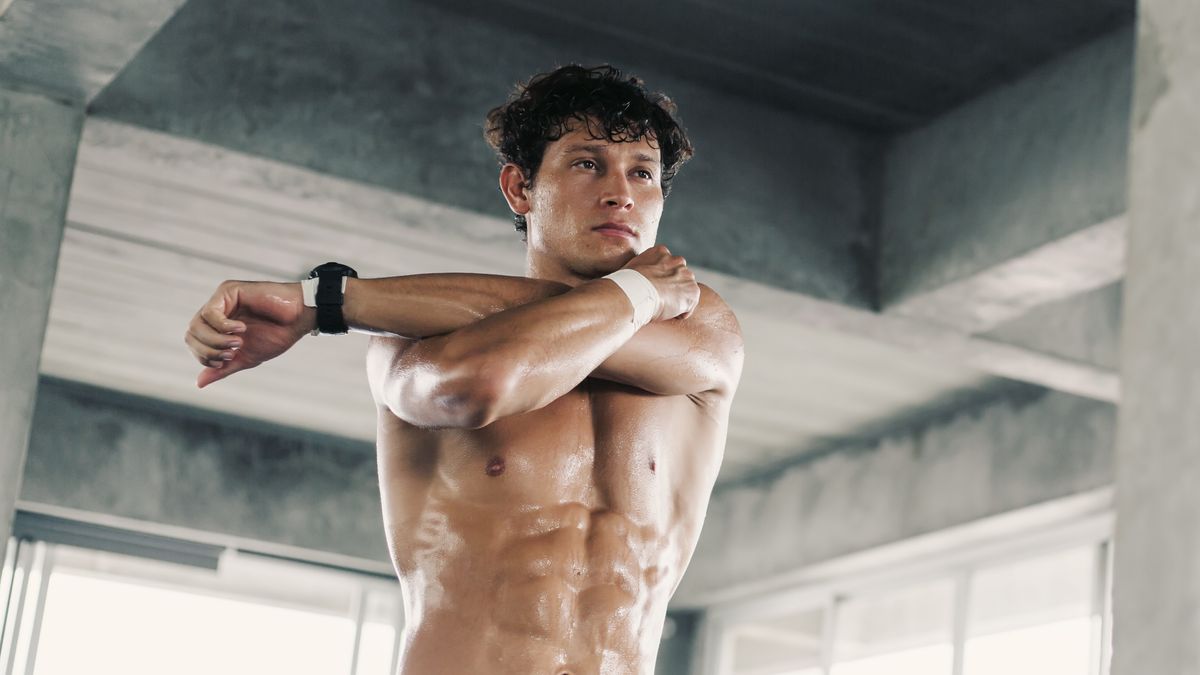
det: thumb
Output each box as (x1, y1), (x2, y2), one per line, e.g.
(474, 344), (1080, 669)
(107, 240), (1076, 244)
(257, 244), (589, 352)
(196, 359), (252, 388)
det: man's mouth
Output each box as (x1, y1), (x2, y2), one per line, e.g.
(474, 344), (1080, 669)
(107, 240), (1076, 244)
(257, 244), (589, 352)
(593, 222), (637, 239)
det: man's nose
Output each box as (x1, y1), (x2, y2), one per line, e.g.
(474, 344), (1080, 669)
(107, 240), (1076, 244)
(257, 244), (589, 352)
(601, 174), (635, 209)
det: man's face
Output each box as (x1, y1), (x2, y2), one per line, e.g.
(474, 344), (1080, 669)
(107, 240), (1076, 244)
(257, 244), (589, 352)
(513, 122), (665, 281)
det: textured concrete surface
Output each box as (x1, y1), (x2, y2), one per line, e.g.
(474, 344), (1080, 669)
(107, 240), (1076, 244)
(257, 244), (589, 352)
(880, 27), (1134, 307)
(22, 378), (389, 562)
(674, 386), (1116, 606)
(90, 0), (876, 306)
(432, 0), (1132, 131)
(1111, 0), (1200, 671)
(983, 282), (1123, 371)
(885, 215), (1126, 334)
(0, 88), (83, 562)
(0, 0), (185, 102)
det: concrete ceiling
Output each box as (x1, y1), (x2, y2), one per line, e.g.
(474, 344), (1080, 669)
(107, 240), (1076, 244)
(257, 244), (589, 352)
(429, 0), (1134, 131)
(6, 0), (1129, 485)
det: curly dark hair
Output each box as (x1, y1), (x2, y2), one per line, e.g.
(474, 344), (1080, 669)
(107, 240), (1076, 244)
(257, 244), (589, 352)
(484, 64), (694, 238)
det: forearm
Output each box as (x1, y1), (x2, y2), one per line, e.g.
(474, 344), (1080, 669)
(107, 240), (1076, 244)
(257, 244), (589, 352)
(343, 274), (568, 338)
(371, 278), (644, 427)
(350, 272), (738, 406)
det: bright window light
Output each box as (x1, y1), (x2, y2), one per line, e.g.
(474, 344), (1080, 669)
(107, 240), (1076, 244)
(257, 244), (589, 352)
(830, 643), (953, 675)
(963, 617), (1093, 675)
(830, 577), (954, 675)
(727, 606), (824, 675)
(963, 545), (1096, 675)
(355, 622), (397, 675)
(33, 572), (357, 675)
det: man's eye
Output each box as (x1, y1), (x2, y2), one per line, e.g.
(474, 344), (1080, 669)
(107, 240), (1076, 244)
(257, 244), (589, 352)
(577, 159), (597, 169)
(635, 169), (655, 180)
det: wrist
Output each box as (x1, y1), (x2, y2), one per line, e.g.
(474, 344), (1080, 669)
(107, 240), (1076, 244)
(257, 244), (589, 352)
(304, 262), (357, 334)
(603, 269), (660, 328)
(342, 276), (363, 331)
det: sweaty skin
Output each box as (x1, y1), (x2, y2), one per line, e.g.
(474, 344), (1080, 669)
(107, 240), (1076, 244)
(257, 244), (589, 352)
(185, 124), (743, 674)
(363, 279), (739, 675)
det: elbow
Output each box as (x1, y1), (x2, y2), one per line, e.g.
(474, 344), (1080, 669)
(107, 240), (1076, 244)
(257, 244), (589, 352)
(426, 357), (517, 429)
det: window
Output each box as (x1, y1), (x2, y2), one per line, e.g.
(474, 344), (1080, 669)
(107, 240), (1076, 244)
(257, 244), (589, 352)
(1, 533), (403, 675)
(706, 515), (1110, 675)
(830, 578), (955, 675)
(727, 606), (824, 675)
(963, 547), (1098, 675)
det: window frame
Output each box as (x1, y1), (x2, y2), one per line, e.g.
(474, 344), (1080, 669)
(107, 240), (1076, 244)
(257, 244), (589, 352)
(0, 504), (405, 675)
(696, 488), (1114, 675)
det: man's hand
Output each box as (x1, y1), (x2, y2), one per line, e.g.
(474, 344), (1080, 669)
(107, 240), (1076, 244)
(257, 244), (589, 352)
(623, 245), (700, 320)
(184, 280), (314, 388)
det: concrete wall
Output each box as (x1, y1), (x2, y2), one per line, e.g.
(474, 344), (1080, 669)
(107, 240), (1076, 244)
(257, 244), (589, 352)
(0, 88), (83, 560)
(1111, 0), (1200, 670)
(22, 377), (388, 562)
(89, 0), (876, 306)
(674, 385), (1116, 606)
(880, 27), (1134, 307)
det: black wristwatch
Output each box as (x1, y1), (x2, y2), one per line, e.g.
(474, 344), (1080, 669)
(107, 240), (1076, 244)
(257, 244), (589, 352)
(306, 262), (358, 335)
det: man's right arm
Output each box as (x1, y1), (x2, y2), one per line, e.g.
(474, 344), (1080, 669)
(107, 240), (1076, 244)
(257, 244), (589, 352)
(186, 247), (738, 425)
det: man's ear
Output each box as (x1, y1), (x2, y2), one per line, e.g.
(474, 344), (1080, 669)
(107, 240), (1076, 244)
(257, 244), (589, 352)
(499, 164), (532, 216)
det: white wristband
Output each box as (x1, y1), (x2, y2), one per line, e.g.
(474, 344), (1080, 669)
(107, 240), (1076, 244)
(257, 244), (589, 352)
(603, 269), (660, 327)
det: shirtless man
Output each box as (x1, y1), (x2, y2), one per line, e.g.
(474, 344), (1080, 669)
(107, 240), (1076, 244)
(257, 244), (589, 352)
(184, 65), (743, 674)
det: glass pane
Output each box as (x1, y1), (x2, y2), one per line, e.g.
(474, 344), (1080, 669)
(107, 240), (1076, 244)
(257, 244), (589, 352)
(728, 606), (824, 675)
(23, 544), (405, 675)
(831, 577), (955, 675)
(356, 589), (403, 675)
(33, 572), (357, 675)
(964, 546), (1096, 675)
(355, 622), (397, 675)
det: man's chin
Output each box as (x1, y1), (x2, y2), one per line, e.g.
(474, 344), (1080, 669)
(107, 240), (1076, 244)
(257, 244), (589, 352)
(585, 251), (638, 278)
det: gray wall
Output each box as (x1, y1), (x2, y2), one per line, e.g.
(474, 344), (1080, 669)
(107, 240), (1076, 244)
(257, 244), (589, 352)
(23, 377), (388, 562)
(675, 385), (1116, 606)
(880, 27), (1133, 307)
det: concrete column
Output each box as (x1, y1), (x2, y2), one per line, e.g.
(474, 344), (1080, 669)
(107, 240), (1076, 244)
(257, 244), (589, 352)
(0, 88), (84, 562)
(1111, 1), (1200, 672)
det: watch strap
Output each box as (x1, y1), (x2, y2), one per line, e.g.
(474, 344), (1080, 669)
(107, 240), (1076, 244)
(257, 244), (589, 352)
(315, 274), (349, 334)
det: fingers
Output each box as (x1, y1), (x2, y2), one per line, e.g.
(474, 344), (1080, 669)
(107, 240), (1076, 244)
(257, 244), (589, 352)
(195, 348), (256, 388)
(200, 297), (246, 335)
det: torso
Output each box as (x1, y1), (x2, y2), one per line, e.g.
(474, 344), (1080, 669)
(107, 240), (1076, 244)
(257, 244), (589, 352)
(375, 378), (730, 675)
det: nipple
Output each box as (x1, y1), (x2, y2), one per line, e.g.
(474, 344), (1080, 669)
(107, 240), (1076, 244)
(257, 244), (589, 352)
(485, 456), (506, 477)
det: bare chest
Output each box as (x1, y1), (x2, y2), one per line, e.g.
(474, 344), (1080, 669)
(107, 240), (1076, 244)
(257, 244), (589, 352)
(433, 381), (680, 520)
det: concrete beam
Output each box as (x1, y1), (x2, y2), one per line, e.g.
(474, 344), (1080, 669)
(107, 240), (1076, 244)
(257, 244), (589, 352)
(982, 282), (1123, 372)
(886, 216), (1126, 334)
(0, 0), (186, 103)
(674, 387), (1116, 607)
(0, 87), (82, 562)
(706, 271), (1120, 402)
(880, 28), (1134, 331)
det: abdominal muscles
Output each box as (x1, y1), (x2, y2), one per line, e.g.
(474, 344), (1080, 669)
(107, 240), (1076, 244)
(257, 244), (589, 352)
(401, 501), (671, 674)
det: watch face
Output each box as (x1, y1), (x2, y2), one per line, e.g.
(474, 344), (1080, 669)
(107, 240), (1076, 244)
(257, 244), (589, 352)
(309, 262), (358, 278)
